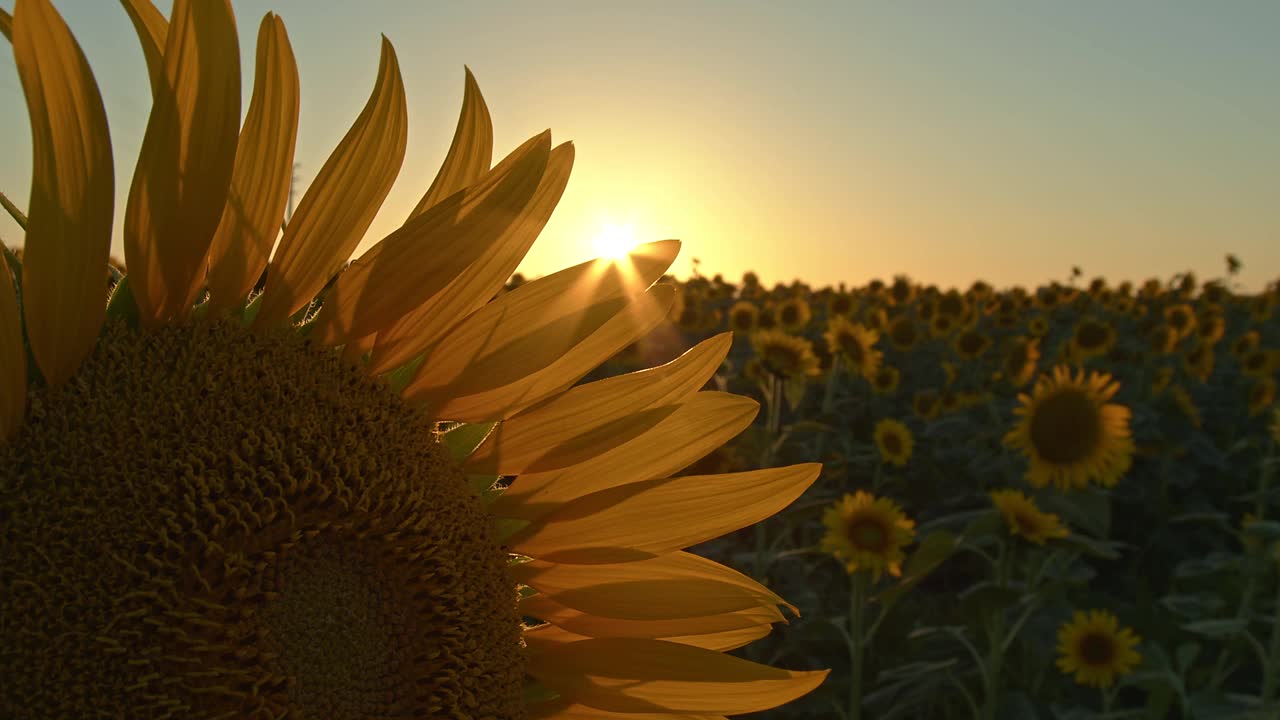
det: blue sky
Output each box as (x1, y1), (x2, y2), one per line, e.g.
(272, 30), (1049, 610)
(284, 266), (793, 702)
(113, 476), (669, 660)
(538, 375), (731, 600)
(2, 1), (1277, 291)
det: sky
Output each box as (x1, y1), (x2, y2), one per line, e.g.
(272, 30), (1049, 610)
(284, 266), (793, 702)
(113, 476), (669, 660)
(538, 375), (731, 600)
(1, 1), (1277, 293)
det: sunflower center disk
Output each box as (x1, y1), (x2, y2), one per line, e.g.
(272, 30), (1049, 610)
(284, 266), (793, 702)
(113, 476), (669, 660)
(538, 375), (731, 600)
(1027, 390), (1103, 465)
(1, 320), (524, 719)
(848, 519), (889, 552)
(1078, 632), (1116, 666)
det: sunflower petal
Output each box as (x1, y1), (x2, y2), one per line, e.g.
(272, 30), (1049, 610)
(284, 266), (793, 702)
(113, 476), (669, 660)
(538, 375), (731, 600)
(523, 637), (829, 715)
(414, 284), (673, 421)
(12, 0), (114, 385)
(254, 35), (407, 329)
(203, 12), (298, 315)
(492, 391), (758, 520)
(510, 551), (792, 620)
(406, 65), (492, 220)
(122, 0), (240, 325)
(510, 463), (821, 564)
(0, 260), (24, 442)
(529, 697), (725, 720)
(466, 333), (731, 475)
(521, 595), (782, 641)
(307, 131), (549, 346)
(366, 141), (575, 374)
(118, 0), (167, 96)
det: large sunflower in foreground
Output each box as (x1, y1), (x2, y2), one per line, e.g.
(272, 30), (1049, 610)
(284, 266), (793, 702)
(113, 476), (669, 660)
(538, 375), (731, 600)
(1056, 610), (1142, 689)
(0, 1), (827, 716)
(1004, 366), (1135, 491)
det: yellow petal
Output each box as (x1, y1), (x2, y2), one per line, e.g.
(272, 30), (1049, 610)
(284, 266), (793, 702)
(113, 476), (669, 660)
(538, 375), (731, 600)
(659, 622), (775, 653)
(510, 463), (821, 564)
(0, 259), (25, 442)
(466, 333), (731, 475)
(254, 35), (407, 329)
(13, 0), (114, 385)
(406, 65), (492, 220)
(529, 696), (725, 720)
(122, 0), (240, 325)
(407, 239), (678, 395)
(0, 8), (12, 40)
(366, 141), (575, 375)
(510, 551), (792, 620)
(307, 131), (549, 346)
(492, 391), (758, 520)
(520, 595), (782, 642)
(118, 0), (167, 96)
(524, 637), (829, 715)
(203, 12), (298, 315)
(413, 284), (673, 421)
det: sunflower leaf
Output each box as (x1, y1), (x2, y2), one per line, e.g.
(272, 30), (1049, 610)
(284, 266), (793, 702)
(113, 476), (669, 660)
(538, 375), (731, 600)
(442, 421), (496, 462)
(105, 276), (140, 329)
(878, 531), (958, 616)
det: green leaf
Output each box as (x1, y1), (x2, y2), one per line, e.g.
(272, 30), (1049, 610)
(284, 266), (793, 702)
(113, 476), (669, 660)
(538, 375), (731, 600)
(442, 421), (497, 463)
(784, 374), (807, 411)
(959, 581), (1022, 624)
(1057, 532), (1124, 560)
(878, 531), (958, 615)
(1182, 618), (1248, 639)
(1175, 642), (1201, 673)
(1242, 520), (1280, 542)
(105, 276), (139, 329)
(959, 508), (1005, 541)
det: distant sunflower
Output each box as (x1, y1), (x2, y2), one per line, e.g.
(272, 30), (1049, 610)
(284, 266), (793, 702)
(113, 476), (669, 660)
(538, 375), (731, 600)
(1240, 348), (1277, 379)
(989, 490), (1068, 545)
(871, 365), (901, 395)
(1181, 341), (1215, 383)
(0, 3), (826, 716)
(912, 388), (941, 420)
(1250, 292), (1275, 323)
(1027, 314), (1050, 338)
(889, 276), (915, 306)
(887, 314), (921, 351)
(727, 300), (760, 333)
(1164, 303), (1196, 340)
(953, 328), (992, 360)
(929, 311), (958, 338)
(752, 329), (821, 380)
(1147, 323), (1179, 354)
(1005, 367), (1135, 490)
(823, 315), (882, 378)
(1230, 330), (1260, 360)
(1247, 377), (1277, 418)
(1069, 316), (1115, 361)
(1194, 309), (1225, 345)
(873, 418), (914, 467)
(937, 290), (968, 318)
(1001, 337), (1040, 389)
(1056, 610), (1142, 689)
(826, 291), (855, 319)
(820, 492), (916, 580)
(775, 296), (812, 333)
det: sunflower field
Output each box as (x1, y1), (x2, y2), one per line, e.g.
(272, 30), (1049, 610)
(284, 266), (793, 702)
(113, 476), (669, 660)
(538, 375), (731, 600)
(589, 269), (1280, 719)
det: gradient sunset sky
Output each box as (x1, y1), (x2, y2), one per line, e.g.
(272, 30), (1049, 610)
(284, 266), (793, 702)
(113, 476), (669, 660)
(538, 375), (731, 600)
(1, 1), (1277, 292)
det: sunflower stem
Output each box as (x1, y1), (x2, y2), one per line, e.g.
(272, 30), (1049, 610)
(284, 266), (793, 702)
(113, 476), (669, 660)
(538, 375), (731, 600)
(980, 541), (1011, 720)
(847, 571), (869, 720)
(815, 355), (841, 461)
(1262, 564), (1280, 704)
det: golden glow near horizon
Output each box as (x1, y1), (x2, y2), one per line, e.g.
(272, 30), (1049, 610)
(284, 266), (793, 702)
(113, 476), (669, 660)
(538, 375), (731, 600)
(590, 221), (638, 261)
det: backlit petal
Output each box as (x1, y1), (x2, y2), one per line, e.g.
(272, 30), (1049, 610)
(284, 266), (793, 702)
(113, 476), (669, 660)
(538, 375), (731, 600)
(254, 36), (407, 328)
(510, 463), (821, 564)
(524, 637), (829, 715)
(118, 0), (167, 96)
(529, 695), (725, 720)
(307, 131), (549, 345)
(467, 333), (731, 475)
(406, 65), (492, 220)
(13, 0), (114, 385)
(366, 141), (574, 374)
(204, 12), (298, 314)
(123, 0), (240, 324)
(520, 595), (782, 642)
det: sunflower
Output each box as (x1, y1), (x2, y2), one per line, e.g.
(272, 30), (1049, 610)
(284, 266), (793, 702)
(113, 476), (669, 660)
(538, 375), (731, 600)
(1068, 316), (1115, 362)
(1056, 610), (1142, 689)
(1247, 377), (1277, 418)
(1250, 292), (1275, 323)
(823, 315), (881, 379)
(751, 329), (821, 380)
(1164, 302), (1196, 340)
(1146, 323), (1179, 355)
(672, 291), (705, 332)
(889, 275), (915, 306)
(1001, 337), (1040, 389)
(871, 365), (901, 395)
(912, 388), (941, 420)
(1230, 330), (1260, 360)
(1027, 314), (1050, 338)
(1005, 366), (1135, 490)
(988, 490), (1068, 545)
(0, 3), (828, 716)
(774, 295), (812, 333)
(1194, 308), (1225, 346)
(826, 291), (855, 319)
(1181, 340), (1215, 383)
(1149, 366), (1175, 397)
(1240, 347), (1277, 379)
(887, 314), (920, 351)
(820, 492), (916, 581)
(929, 311), (958, 338)
(873, 418), (914, 467)
(953, 328), (992, 361)
(727, 299), (760, 333)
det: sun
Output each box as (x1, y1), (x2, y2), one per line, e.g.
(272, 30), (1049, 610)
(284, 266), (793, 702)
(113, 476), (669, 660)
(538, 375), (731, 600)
(592, 221), (637, 260)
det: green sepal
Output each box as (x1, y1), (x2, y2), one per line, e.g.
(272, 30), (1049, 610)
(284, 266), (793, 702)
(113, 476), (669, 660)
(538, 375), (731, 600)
(383, 352), (426, 395)
(444, 422), (497, 463)
(521, 679), (559, 706)
(105, 275), (139, 329)
(517, 584), (539, 599)
(496, 517), (531, 543)
(238, 294), (263, 326)
(467, 474), (497, 495)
